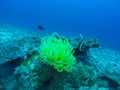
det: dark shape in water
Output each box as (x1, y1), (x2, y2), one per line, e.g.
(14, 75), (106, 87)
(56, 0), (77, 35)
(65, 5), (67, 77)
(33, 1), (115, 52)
(37, 25), (44, 30)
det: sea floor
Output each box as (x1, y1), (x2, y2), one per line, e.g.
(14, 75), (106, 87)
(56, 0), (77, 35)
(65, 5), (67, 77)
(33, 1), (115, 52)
(0, 23), (120, 90)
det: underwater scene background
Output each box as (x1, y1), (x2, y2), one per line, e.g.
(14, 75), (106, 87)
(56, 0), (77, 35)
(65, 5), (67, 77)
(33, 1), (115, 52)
(0, 0), (120, 49)
(0, 0), (120, 90)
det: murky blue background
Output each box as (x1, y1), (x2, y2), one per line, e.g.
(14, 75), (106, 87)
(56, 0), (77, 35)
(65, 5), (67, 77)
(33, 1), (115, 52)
(0, 0), (120, 49)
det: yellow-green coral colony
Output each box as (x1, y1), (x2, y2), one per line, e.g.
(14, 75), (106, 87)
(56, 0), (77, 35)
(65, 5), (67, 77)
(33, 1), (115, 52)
(39, 33), (76, 72)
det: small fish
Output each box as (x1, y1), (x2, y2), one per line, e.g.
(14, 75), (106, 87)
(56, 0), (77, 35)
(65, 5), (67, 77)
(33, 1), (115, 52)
(37, 25), (44, 30)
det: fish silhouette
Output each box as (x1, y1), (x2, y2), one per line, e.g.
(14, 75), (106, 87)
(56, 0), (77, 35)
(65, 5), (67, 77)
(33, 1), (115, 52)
(37, 25), (44, 30)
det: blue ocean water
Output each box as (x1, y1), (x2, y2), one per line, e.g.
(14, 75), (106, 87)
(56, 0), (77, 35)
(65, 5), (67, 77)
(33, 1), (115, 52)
(0, 0), (120, 49)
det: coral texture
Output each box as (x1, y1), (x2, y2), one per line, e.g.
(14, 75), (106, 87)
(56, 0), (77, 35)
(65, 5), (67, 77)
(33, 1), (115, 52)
(40, 33), (76, 72)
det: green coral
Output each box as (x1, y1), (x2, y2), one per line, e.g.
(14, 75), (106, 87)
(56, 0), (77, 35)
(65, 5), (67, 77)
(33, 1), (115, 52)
(39, 33), (76, 72)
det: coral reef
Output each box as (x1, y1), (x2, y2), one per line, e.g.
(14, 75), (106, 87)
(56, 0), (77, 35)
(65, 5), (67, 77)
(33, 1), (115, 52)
(49, 64), (95, 90)
(12, 55), (55, 89)
(0, 23), (120, 90)
(0, 23), (41, 64)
